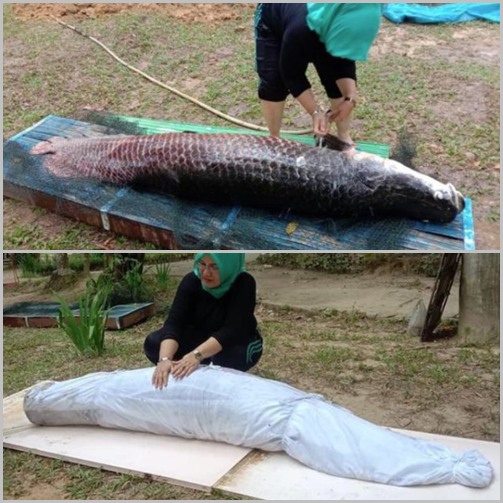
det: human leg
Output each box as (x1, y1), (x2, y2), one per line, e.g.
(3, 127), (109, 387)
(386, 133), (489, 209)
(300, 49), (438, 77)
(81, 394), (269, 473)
(211, 337), (263, 372)
(260, 100), (286, 137)
(329, 97), (354, 145)
(255, 6), (289, 136)
(143, 329), (189, 364)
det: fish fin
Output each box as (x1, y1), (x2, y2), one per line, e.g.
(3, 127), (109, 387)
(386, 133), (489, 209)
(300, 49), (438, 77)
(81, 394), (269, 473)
(316, 134), (354, 152)
(79, 109), (149, 136)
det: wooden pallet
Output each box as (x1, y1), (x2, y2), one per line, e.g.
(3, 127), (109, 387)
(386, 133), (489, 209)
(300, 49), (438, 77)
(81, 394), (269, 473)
(3, 302), (155, 330)
(3, 115), (475, 250)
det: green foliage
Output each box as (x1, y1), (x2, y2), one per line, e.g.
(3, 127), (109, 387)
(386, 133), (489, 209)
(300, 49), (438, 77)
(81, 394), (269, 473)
(122, 260), (145, 302)
(68, 254), (105, 272)
(16, 254), (56, 277)
(154, 261), (172, 289)
(256, 254), (365, 273)
(256, 253), (442, 276)
(15, 253), (108, 276)
(144, 253), (192, 264)
(87, 257), (152, 305)
(57, 282), (112, 356)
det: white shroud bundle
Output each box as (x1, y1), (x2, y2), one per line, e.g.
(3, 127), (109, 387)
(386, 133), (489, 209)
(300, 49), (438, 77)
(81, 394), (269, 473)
(24, 366), (493, 488)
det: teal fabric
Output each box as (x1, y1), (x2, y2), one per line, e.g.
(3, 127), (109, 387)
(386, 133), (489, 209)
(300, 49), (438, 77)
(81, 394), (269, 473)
(306, 3), (382, 61)
(383, 3), (500, 24)
(193, 253), (246, 299)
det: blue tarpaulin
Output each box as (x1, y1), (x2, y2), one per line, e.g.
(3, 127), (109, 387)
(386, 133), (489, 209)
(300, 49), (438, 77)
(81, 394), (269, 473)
(383, 3), (500, 24)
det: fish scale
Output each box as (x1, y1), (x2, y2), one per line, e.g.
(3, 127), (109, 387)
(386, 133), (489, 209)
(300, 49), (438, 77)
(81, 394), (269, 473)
(30, 132), (465, 223)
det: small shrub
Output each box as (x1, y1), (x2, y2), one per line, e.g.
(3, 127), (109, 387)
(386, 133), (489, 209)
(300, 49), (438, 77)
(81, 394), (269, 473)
(123, 261), (146, 302)
(154, 261), (172, 288)
(57, 282), (112, 356)
(17, 253), (55, 277)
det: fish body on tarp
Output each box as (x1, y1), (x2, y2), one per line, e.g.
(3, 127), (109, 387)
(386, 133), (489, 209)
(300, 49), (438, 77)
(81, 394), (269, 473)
(30, 133), (465, 223)
(24, 366), (493, 488)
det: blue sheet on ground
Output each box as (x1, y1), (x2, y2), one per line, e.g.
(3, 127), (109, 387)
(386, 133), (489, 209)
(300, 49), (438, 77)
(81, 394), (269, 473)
(383, 3), (500, 24)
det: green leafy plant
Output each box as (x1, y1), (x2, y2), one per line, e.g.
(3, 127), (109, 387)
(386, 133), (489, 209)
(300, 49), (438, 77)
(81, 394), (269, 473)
(123, 261), (145, 302)
(16, 253), (55, 277)
(155, 261), (172, 288)
(57, 282), (113, 356)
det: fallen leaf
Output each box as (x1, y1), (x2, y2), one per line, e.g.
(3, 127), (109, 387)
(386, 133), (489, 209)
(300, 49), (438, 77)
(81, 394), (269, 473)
(285, 221), (299, 235)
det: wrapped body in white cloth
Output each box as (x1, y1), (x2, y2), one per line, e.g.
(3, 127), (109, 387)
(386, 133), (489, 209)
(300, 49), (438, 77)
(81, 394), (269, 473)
(24, 365), (493, 488)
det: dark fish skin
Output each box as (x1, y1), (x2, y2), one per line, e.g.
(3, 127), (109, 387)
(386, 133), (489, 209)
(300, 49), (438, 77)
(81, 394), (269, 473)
(30, 133), (465, 223)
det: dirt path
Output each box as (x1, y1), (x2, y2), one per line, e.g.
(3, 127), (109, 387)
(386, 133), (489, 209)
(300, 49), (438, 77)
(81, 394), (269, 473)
(166, 257), (459, 319)
(4, 257), (458, 320)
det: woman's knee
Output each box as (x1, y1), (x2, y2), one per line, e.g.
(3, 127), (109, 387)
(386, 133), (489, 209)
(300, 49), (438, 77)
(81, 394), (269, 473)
(143, 329), (165, 364)
(212, 339), (263, 372)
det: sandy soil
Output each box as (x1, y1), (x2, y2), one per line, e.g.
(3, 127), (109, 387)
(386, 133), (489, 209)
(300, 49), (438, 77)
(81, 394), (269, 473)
(11, 3), (256, 24)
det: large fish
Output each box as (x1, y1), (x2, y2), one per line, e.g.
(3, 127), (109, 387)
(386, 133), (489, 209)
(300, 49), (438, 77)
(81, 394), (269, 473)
(30, 133), (465, 223)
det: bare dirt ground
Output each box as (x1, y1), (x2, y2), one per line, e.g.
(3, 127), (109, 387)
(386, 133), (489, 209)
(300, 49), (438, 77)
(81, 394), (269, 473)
(10, 3), (256, 24)
(3, 3), (500, 250)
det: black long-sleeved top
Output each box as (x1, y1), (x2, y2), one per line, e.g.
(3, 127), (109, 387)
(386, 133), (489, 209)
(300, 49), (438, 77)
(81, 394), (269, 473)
(159, 272), (260, 349)
(261, 3), (356, 97)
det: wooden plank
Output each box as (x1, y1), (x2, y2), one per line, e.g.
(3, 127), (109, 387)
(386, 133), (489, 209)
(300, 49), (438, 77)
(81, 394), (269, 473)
(3, 115), (472, 250)
(3, 302), (155, 330)
(216, 433), (500, 500)
(3, 386), (252, 493)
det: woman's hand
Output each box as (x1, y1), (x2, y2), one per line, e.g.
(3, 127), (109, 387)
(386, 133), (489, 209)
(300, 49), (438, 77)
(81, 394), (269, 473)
(312, 110), (330, 136)
(171, 352), (201, 380)
(152, 359), (172, 389)
(328, 98), (356, 124)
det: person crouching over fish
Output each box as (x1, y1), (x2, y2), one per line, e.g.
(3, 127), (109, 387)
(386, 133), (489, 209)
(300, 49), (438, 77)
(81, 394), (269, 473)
(144, 253), (263, 389)
(255, 3), (381, 144)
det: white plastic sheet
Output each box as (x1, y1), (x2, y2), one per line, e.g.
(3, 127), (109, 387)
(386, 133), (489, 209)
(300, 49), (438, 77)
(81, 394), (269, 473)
(24, 366), (493, 488)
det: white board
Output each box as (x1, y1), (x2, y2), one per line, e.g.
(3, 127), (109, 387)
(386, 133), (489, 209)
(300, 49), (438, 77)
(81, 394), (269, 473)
(3, 386), (252, 492)
(215, 429), (500, 500)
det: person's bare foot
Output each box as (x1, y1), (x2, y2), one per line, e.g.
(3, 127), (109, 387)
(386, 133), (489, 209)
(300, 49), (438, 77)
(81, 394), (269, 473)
(336, 133), (354, 146)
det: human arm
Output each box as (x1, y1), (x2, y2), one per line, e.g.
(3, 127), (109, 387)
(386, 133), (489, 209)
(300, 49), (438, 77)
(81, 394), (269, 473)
(157, 273), (197, 345)
(171, 336), (223, 379)
(152, 338), (179, 389)
(296, 88), (330, 136)
(150, 273), (196, 389)
(328, 77), (357, 124)
(210, 273), (257, 348)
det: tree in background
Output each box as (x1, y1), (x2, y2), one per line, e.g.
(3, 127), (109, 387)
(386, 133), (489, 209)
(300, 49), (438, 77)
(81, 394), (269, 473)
(459, 254), (499, 345)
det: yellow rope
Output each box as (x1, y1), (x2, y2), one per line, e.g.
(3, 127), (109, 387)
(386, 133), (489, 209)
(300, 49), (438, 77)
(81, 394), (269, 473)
(51, 16), (313, 136)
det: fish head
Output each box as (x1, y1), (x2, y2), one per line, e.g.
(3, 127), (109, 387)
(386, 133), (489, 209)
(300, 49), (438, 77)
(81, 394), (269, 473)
(405, 179), (466, 223)
(378, 159), (466, 223)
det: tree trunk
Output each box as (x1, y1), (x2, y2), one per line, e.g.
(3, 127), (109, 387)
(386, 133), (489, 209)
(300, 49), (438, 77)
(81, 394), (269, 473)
(83, 253), (91, 277)
(56, 253), (71, 274)
(458, 254), (500, 345)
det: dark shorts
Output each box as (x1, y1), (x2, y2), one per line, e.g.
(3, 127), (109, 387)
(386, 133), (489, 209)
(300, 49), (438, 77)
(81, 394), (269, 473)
(144, 328), (263, 372)
(254, 4), (343, 102)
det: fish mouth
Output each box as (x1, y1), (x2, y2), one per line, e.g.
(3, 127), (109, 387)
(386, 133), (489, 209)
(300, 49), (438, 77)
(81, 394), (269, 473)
(434, 183), (465, 214)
